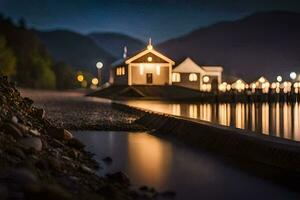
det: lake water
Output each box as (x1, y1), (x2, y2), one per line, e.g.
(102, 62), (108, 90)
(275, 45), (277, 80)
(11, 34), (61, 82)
(74, 131), (299, 200)
(122, 101), (300, 141)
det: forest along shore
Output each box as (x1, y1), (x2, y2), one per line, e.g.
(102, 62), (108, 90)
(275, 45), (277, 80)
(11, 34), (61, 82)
(0, 77), (158, 200)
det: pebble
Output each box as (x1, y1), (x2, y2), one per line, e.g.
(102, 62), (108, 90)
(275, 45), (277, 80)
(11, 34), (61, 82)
(80, 165), (94, 174)
(29, 129), (41, 137)
(19, 137), (43, 152)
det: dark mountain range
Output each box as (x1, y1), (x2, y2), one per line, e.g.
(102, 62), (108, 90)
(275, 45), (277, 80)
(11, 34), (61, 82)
(37, 30), (115, 81)
(89, 32), (145, 58)
(158, 11), (300, 81)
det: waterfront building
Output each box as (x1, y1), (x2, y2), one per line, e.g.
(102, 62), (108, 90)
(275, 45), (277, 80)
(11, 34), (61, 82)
(111, 39), (175, 86)
(172, 57), (223, 91)
(110, 41), (223, 91)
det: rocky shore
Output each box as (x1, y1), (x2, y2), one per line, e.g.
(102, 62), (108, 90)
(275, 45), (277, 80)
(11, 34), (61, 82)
(0, 77), (154, 200)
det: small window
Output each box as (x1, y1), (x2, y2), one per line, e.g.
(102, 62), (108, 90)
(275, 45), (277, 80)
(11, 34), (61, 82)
(116, 67), (125, 76)
(121, 67), (125, 75)
(172, 73), (181, 82)
(189, 73), (197, 81)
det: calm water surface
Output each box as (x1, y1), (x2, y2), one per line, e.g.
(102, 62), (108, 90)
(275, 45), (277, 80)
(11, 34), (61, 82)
(74, 131), (299, 200)
(123, 101), (300, 141)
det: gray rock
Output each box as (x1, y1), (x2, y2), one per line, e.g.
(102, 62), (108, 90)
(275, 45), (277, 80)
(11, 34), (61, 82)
(28, 129), (41, 137)
(80, 165), (94, 174)
(19, 137), (43, 152)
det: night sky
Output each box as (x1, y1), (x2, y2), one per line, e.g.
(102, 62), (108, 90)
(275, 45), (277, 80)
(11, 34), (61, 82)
(0, 0), (300, 42)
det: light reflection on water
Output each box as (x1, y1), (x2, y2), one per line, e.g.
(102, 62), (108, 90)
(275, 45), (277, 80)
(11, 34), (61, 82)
(74, 131), (300, 200)
(124, 101), (300, 141)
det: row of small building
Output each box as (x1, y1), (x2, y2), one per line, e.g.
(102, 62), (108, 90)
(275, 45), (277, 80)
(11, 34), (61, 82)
(109, 42), (300, 94)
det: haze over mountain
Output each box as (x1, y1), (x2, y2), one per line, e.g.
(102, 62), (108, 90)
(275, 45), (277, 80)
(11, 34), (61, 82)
(36, 29), (115, 81)
(89, 32), (145, 58)
(158, 11), (300, 81)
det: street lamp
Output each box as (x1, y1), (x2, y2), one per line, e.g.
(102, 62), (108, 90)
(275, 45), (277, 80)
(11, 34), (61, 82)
(96, 62), (103, 86)
(290, 72), (297, 80)
(276, 75), (282, 82)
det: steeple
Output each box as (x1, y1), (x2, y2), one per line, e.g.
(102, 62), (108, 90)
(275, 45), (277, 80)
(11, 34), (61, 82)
(147, 37), (153, 50)
(123, 46), (127, 58)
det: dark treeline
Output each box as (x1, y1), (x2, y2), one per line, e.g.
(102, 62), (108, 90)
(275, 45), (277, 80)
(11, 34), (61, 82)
(0, 14), (76, 89)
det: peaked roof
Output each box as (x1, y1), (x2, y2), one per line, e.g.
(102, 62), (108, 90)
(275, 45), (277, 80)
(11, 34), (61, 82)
(172, 57), (206, 73)
(111, 44), (175, 67)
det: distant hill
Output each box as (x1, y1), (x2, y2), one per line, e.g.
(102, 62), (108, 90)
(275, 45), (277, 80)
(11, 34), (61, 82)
(158, 11), (300, 81)
(37, 30), (115, 81)
(89, 32), (145, 58)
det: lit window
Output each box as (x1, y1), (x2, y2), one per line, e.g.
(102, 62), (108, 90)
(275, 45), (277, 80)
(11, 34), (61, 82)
(172, 73), (180, 82)
(140, 64), (144, 75)
(156, 65), (160, 75)
(121, 67), (125, 75)
(116, 67), (125, 76)
(147, 56), (153, 62)
(203, 76), (209, 83)
(189, 73), (198, 81)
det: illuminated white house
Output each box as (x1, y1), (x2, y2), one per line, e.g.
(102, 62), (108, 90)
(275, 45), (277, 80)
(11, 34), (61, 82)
(172, 58), (223, 91)
(110, 41), (223, 91)
(111, 40), (175, 86)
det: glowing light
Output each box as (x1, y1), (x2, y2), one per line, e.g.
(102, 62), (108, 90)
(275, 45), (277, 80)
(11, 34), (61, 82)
(276, 75), (282, 82)
(140, 64), (144, 75)
(92, 78), (99, 85)
(226, 84), (231, 91)
(156, 65), (160, 75)
(189, 73), (198, 81)
(77, 75), (84, 82)
(259, 77), (266, 83)
(203, 76), (209, 83)
(290, 72), (297, 80)
(96, 62), (103, 69)
(271, 82), (277, 89)
(172, 73), (180, 82)
(147, 56), (153, 62)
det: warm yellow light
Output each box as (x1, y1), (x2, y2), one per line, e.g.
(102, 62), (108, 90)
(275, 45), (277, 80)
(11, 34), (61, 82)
(226, 84), (231, 91)
(140, 64), (144, 75)
(251, 83), (256, 89)
(147, 56), (153, 62)
(189, 73), (198, 81)
(203, 76), (209, 83)
(147, 44), (153, 50)
(77, 75), (84, 82)
(96, 62), (103, 69)
(259, 77), (265, 83)
(92, 78), (99, 85)
(172, 73), (180, 82)
(271, 82), (277, 89)
(156, 65), (160, 75)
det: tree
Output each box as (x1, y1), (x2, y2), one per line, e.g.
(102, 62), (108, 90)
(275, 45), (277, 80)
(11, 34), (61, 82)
(53, 62), (76, 89)
(0, 35), (16, 80)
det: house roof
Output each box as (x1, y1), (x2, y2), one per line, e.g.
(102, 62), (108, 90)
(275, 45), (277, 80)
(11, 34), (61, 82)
(111, 45), (175, 67)
(172, 57), (206, 73)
